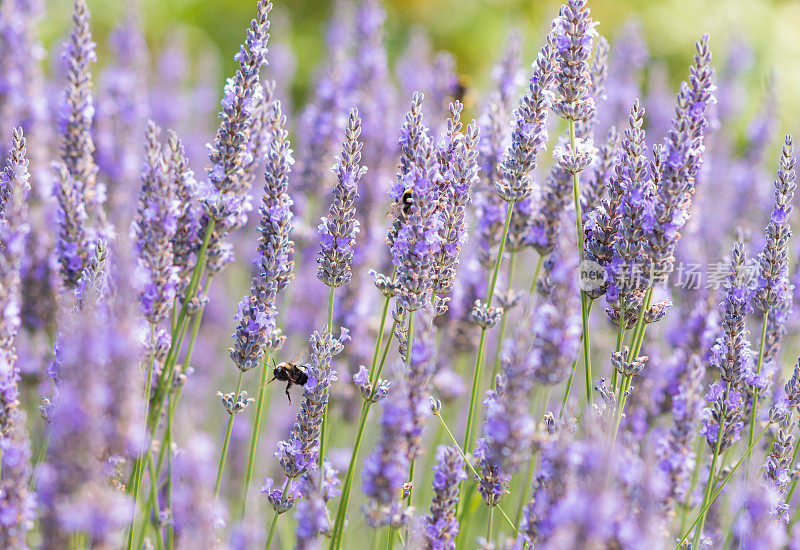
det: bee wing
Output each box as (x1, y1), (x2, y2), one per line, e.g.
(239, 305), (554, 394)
(385, 201), (403, 220)
(289, 347), (311, 367)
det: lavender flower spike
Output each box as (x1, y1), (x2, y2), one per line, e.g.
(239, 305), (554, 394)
(0, 130), (35, 546)
(551, 0), (598, 123)
(58, 0), (106, 235)
(230, 99), (294, 372)
(754, 135), (796, 315)
(643, 35), (715, 276)
(317, 109), (366, 289)
(274, 328), (347, 480)
(202, 1), (272, 274)
(432, 105), (480, 314)
(605, 100), (650, 320)
(390, 95), (442, 312)
(132, 121), (180, 325)
(0, 128), (30, 434)
(495, 40), (556, 203)
(700, 241), (751, 452)
(423, 446), (466, 550)
(166, 130), (202, 297)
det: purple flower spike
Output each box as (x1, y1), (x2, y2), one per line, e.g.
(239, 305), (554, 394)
(132, 121), (180, 325)
(317, 109), (366, 288)
(423, 446), (466, 549)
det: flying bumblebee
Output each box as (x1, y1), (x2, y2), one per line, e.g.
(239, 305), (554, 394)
(268, 348), (310, 403)
(386, 187), (413, 221)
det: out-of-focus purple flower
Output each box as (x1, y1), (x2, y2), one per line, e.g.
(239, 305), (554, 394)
(293, 459), (341, 548)
(317, 109), (366, 288)
(95, 7), (149, 221)
(550, 0), (598, 123)
(361, 371), (413, 529)
(531, 242), (582, 386)
(132, 121), (180, 325)
(58, 0), (107, 238)
(656, 354), (704, 513)
(423, 446), (466, 550)
(38, 254), (141, 547)
(0, 128), (33, 548)
(730, 484), (788, 549)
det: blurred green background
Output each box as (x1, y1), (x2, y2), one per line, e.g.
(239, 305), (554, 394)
(40, 0), (800, 127)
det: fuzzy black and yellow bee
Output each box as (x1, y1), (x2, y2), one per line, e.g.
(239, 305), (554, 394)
(386, 187), (414, 221)
(268, 348), (310, 403)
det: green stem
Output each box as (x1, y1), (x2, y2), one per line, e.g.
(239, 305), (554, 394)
(488, 506), (495, 543)
(166, 388), (175, 549)
(691, 382), (730, 549)
(610, 308), (626, 392)
(491, 252), (517, 382)
(677, 422), (772, 549)
(747, 312), (769, 451)
(329, 299), (396, 549)
(127, 325), (157, 550)
(568, 119), (591, 406)
(529, 254), (544, 295)
(434, 411), (517, 532)
(214, 371), (245, 497)
(240, 349), (274, 519)
(319, 285), (337, 472)
(265, 479), (291, 549)
(559, 299), (594, 418)
(679, 434), (705, 534)
(405, 310), (416, 506)
(462, 200), (515, 454)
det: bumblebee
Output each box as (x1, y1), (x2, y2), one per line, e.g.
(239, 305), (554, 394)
(387, 187), (413, 220)
(268, 348), (309, 403)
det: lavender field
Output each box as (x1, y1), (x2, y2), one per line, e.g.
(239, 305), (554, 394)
(1, 0), (799, 548)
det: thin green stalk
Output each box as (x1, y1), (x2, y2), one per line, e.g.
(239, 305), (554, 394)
(559, 299), (594, 418)
(529, 254), (544, 294)
(514, 388), (550, 526)
(214, 370), (245, 497)
(488, 507), (495, 543)
(491, 252), (518, 382)
(330, 309), (397, 549)
(127, 325), (157, 550)
(611, 308), (625, 392)
(434, 410), (517, 532)
(405, 310), (416, 507)
(676, 422), (772, 549)
(319, 285), (337, 472)
(691, 382), (730, 549)
(166, 389), (175, 549)
(679, 434), (705, 534)
(463, 200), (515, 454)
(785, 437), (800, 503)
(568, 119), (591, 406)
(747, 312), (769, 450)
(240, 349), (274, 519)
(29, 425), (52, 492)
